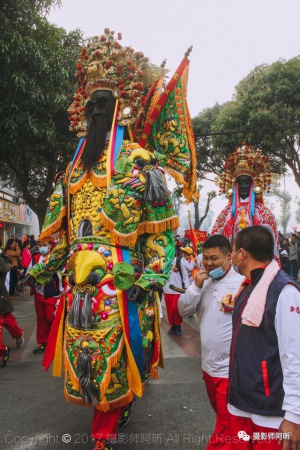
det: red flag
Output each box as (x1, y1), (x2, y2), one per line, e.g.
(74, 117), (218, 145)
(189, 217), (198, 255)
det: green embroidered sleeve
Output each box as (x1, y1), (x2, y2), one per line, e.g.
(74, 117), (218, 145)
(101, 143), (179, 247)
(29, 233), (69, 285)
(135, 229), (175, 291)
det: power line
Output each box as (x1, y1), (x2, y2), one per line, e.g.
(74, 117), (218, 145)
(194, 124), (300, 138)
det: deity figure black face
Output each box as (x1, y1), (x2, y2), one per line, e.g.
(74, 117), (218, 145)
(237, 175), (252, 200)
(81, 90), (116, 171)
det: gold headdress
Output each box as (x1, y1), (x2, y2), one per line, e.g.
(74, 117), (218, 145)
(218, 143), (272, 196)
(68, 28), (168, 136)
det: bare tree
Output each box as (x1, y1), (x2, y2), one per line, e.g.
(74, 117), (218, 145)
(171, 185), (183, 216)
(194, 186), (217, 230)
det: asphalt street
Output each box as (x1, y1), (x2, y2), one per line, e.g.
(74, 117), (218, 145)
(0, 287), (215, 450)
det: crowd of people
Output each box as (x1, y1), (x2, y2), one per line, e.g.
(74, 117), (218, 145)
(278, 231), (300, 280)
(0, 233), (38, 299)
(0, 234), (62, 364)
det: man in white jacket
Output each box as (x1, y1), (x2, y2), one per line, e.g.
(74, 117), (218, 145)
(178, 235), (243, 449)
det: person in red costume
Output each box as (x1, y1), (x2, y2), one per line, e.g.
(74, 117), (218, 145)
(30, 242), (61, 354)
(211, 144), (279, 261)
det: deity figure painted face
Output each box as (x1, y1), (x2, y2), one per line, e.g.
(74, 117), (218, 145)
(85, 90), (116, 123)
(81, 90), (116, 171)
(237, 175), (252, 200)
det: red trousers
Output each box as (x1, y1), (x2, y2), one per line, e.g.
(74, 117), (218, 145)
(164, 293), (182, 326)
(91, 407), (124, 441)
(203, 371), (232, 449)
(229, 414), (283, 449)
(0, 313), (23, 355)
(34, 292), (57, 345)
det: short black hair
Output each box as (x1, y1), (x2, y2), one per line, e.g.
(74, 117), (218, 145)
(235, 225), (274, 262)
(202, 234), (231, 255)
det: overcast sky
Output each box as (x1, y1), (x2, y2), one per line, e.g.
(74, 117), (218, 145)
(48, 0), (300, 117)
(48, 0), (300, 229)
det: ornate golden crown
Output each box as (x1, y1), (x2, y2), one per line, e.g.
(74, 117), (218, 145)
(217, 143), (272, 196)
(68, 28), (168, 135)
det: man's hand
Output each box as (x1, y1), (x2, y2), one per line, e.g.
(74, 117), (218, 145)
(22, 273), (37, 288)
(194, 268), (209, 289)
(278, 418), (300, 449)
(128, 285), (148, 303)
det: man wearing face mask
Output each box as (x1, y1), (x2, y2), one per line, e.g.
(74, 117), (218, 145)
(228, 226), (300, 449)
(178, 235), (243, 449)
(30, 242), (61, 354)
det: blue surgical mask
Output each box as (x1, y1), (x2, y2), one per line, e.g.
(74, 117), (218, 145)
(231, 249), (244, 275)
(39, 246), (49, 256)
(208, 256), (229, 279)
(232, 263), (241, 274)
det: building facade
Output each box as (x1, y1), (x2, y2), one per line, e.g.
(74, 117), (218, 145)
(0, 187), (39, 245)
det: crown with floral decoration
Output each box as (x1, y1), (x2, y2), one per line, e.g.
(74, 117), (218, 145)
(217, 143), (272, 197)
(68, 28), (168, 136)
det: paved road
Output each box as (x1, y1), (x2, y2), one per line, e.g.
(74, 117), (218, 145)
(0, 288), (215, 450)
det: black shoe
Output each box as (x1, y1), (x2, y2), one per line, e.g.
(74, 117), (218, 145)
(1, 346), (11, 368)
(33, 344), (46, 354)
(118, 399), (134, 428)
(168, 326), (176, 335)
(175, 325), (182, 336)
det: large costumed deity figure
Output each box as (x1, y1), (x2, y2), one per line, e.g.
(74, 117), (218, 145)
(211, 143), (279, 258)
(28, 29), (197, 450)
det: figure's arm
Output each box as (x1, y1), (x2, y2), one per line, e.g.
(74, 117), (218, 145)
(211, 207), (228, 236)
(276, 284), (300, 445)
(134, 229), (175, 292)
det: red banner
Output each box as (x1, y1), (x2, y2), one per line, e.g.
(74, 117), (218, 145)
(185, 229), (207, 242)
